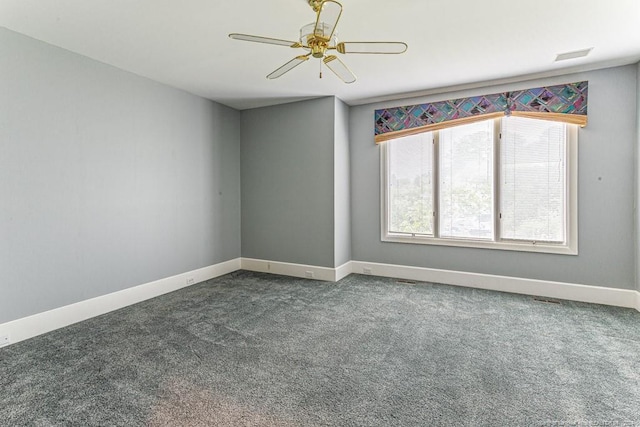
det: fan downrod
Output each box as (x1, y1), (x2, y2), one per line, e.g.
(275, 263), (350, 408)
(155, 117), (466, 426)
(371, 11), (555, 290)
(309, 0), (323, 12)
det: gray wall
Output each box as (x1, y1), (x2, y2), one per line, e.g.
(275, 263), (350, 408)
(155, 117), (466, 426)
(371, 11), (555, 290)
(241, 97), (336, 268)
(334, 98), (351, 266)
(0, 28), (241, 323)
(350, 65), (638, 290)
(637, 61), (640, 292)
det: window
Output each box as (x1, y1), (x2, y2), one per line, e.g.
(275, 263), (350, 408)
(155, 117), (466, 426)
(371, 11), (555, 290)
(439, 120), (494, 240)
(381, 116), (578, 254)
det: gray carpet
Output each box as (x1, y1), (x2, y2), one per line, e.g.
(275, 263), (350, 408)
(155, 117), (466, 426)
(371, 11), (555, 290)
(1, 271), (639, 426)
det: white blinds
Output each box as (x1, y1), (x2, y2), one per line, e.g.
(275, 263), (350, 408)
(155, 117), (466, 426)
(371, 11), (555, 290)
(439, 120), (494, 240)
(500, 116), (566, 243)
(388, 132), (434, 235)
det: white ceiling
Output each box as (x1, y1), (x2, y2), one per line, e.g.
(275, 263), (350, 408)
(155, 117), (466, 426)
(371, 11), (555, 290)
(1, 0), (640, 110)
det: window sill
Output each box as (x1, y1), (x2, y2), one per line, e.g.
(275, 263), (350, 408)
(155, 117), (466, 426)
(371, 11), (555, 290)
(382, 234), (578, 255)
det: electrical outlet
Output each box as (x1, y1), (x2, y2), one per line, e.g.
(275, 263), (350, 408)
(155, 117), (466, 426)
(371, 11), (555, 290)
(0, 334), (10, 347)
(186, 277), (195, 286)
(363, 267), (372, 275)
(305, 271), (314, 279)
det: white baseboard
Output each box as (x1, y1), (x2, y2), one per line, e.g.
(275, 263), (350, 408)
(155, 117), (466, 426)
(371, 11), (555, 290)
(335, 261), (353, 281)
(241, 258), (348, 282)
(242, 258), (640, 311)
(0, 258), (241, 348)
(2, 257), (637, 349)
(351, 260), (639, 310)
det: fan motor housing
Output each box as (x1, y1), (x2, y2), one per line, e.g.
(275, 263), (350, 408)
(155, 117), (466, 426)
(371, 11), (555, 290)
(300, 22), (336, 58)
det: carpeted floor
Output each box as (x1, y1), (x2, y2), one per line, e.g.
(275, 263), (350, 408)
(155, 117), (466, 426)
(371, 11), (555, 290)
(1, 270), (639, 426)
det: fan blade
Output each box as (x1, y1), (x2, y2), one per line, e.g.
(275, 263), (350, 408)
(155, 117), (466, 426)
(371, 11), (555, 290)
(313, 0), (342, 41)
(229, 33), (302, 48)
(267, 55), (310, 79)
(336, 42), (408, 54)
(323, 55), (356, 84)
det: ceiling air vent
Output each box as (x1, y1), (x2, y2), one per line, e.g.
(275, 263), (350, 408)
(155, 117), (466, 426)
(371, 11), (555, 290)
(555, 48), (593, 62)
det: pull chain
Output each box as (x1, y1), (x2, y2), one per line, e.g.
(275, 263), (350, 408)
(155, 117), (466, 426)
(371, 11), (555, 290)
(319, 59), (323, 79)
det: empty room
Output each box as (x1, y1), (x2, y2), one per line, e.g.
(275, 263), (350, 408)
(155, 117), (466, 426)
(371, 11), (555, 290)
(1, 0), (640, 425)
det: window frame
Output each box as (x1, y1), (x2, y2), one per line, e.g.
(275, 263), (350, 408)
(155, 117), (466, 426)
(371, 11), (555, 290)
(380, 117), (578, 255)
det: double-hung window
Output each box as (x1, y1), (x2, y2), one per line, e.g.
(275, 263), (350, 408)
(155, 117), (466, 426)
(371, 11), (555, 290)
(381, 115), (578, 254)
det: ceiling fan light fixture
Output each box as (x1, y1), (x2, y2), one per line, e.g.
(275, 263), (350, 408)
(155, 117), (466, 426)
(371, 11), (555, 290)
(300, 22), (337, 58)
(228, 0), (407, 82)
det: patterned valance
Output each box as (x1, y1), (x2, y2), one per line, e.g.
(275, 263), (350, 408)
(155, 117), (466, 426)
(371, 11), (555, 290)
(374, 81), (588, 143)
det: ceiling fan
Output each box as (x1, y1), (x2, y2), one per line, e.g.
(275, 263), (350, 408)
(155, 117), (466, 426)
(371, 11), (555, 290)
(229, 0), (408, 84)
